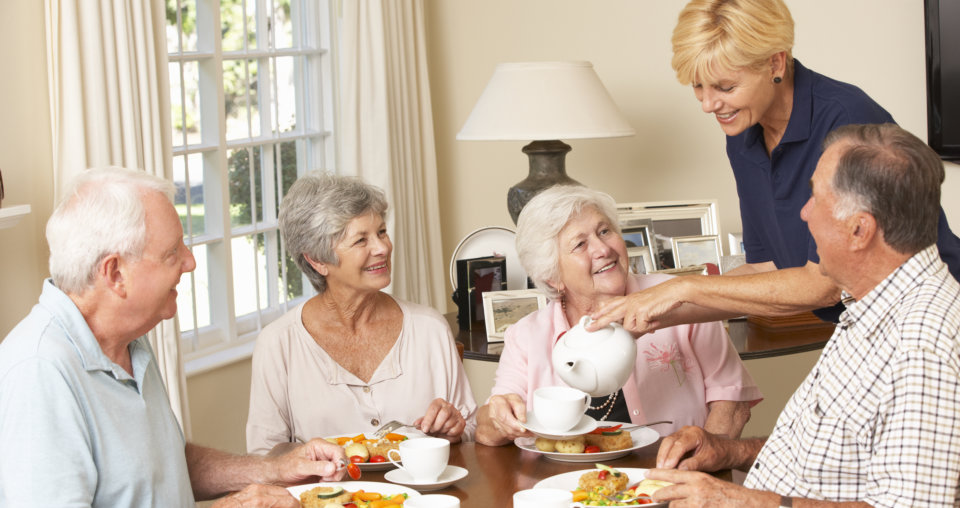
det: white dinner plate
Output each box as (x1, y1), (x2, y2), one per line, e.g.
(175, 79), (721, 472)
(534, 468), (667, 507)
(384, 465), (468, 491)
(449, 226), (529, 291)
(515, 424), (660, 463)
(521, 412), (597, 440)
(288, 481), (420, 501)
(328, 430), (426, 471)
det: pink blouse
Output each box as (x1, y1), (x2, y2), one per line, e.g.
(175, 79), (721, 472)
(490, 273), (762, 435)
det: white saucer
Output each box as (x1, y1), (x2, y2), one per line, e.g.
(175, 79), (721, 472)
(384, 465), (468, 491)
(521, 412), (597, 440)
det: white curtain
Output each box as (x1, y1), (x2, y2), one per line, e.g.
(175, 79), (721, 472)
(339, 0), (447, 310)
(45, 0), (190, 436)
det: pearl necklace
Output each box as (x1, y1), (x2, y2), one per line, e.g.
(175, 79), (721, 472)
(588, 390), (619, 421)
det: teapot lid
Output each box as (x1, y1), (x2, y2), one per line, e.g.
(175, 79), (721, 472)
(561, 316), (616, 347)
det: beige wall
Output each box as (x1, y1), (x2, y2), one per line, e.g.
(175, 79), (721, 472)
(2, 0), (959, 470)
(0, 0), (54, 336)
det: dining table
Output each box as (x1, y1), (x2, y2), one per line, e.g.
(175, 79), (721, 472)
(329, 439), (731, 507)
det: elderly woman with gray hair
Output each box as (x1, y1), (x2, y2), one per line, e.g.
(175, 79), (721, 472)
(246, 172), (477, 454)
(475, 185), (761, 447)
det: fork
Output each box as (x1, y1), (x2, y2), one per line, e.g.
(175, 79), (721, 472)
(372, 420), (414, 439)
(600, 481), (646, 504)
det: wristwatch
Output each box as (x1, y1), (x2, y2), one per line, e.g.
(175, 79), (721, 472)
(779, 495), (793, 507)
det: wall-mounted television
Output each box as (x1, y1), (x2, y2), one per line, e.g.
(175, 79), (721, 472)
(925, 0), (960, 160)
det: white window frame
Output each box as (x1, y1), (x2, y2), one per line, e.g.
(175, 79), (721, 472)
(166, 0), (338, 374)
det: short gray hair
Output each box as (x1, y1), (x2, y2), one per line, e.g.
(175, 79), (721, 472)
(515, 185), (621, 300)
(46, 167), (175, 294)
(824, 123), (944, 254)
(279, 171), (388, 294)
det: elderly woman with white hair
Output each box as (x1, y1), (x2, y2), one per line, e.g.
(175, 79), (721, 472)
(475, 185), (762, 446)
(246, 172), (477, 454)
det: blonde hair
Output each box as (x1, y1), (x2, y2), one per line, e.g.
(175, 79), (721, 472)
(671, 0), (794, 85)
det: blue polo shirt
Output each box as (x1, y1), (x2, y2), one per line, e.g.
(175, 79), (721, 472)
(0, 280), (195, 507)
(727, 60), (960, 320)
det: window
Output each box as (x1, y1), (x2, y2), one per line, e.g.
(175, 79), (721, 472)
(166, 0), (336, 362)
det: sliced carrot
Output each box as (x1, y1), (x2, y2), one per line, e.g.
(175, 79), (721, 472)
(355, 491), (382, 501)
(572, 490), (588, 502)
(369, 499), (404, 508)
(384, 433), (408, 442)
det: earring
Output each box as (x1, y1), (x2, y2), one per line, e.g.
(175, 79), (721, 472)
(773, 76), (782, 84)
(559, 289), (566, 310)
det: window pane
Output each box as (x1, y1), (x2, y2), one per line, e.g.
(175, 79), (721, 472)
(170, 61), (202, 147)
(165, 0), (197, 53)
(228, 146), (266, 227)
(221, 0), (245, 52)
(275, 56), (296, 133)
(233, 234), (269, 317)
(273, 0), (293, 49)
(177, 243), (211, 331)
(224, 59), (260, 140)
(174, 153), (206, 236)
(278, 139), (298, 215)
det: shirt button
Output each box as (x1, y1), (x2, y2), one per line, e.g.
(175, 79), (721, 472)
(632, 410), (639, 415)
(363, 386), (371, 393)
(371, 419), (379, 426)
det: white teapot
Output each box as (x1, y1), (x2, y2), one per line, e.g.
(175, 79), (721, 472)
(552, 316), (637, 397)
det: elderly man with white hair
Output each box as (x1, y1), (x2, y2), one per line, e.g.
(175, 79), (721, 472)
(0, 167), (347, 507)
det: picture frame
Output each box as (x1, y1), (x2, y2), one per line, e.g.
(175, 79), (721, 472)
(672, 235), (723, 274)
(728, 232), (744, 256)
(620, 218), (657, 269)
(455, 256), (508, 331)
(618, 200), (720, 270)
(627, 246), (654, 275)
(481, 289), (548, 342)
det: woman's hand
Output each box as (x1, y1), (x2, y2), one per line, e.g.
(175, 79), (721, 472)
(475, 394), (531, 446)
(415, 398), (466, 442)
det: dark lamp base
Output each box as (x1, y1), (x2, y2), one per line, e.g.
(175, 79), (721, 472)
(507, 140), (583, 224)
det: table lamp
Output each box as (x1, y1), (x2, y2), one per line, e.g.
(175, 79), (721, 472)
(457, 61), (635, 223)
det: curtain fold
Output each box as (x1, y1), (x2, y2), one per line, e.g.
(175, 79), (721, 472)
(44, 0), (190, 437)
(339, 0), (447, 310)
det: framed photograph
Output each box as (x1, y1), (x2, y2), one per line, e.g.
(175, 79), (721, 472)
(455, 256), (507, 331)
(620, 218), (657, 269)
(627, 246), (654, 275)
(672, 235), (723, 274)
(728, 232), (744, 256)
(481, 289), (548, 342)
(618, 200), (720, 270)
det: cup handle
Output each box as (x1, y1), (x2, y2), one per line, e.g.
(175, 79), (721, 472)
(582, 394), (590, 412)
(387, 448), (407, 475)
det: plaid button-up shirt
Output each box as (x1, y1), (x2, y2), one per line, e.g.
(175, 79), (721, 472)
(744, 245), (960, 507)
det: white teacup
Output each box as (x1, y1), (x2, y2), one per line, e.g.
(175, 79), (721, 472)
(513, 488), (573, 508)
(404, 494), (461, 508)
(533, 386), (590, 432)
(387, 437), (450, 483)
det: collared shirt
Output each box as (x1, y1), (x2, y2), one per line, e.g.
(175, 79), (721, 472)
(491, 273), (762, 435)
(726, 60), (960, 320)
(0, 280), (194, 507)
(744, 246), (960, 507)
(246, 297), (478, 454)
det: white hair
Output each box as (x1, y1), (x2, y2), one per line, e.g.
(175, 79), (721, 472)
(515, 185), (621, 300)
(46, 167), (175, 294)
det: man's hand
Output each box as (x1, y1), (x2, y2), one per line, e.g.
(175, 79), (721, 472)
(657, 426), (737, 472)
(588, 279), (686, 334)
(647, 469), (780, 508)
(212, 484), (300, 508)
(414, 398), (466, 442)
(271, 438), (346, 485)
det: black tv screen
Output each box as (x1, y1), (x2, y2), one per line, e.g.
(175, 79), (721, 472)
(925, 0), (960, 160)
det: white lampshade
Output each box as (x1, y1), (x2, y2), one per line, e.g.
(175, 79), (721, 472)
(457, 61), (635, 141)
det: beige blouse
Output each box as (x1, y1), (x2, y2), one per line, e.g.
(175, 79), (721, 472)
(246, 296), (477, 454)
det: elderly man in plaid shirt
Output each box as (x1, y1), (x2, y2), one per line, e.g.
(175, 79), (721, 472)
(645, 123), (960, 508)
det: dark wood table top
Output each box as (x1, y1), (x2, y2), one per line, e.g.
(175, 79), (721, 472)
(349, 440), (729, 507)
(449, 312), (835, 362)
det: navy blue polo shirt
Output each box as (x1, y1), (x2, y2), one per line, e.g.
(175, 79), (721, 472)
(726, 60), (960, 320)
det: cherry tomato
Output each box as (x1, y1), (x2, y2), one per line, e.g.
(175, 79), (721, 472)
(598, 470), (608, 480)
(369, 455), (387, 463)
(349, 455), (365, 463)
(344, 504), (358, 508)
(584, 445), (601, 454)
(589, 423), (623, 435)
(347, 461), (362, 480)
